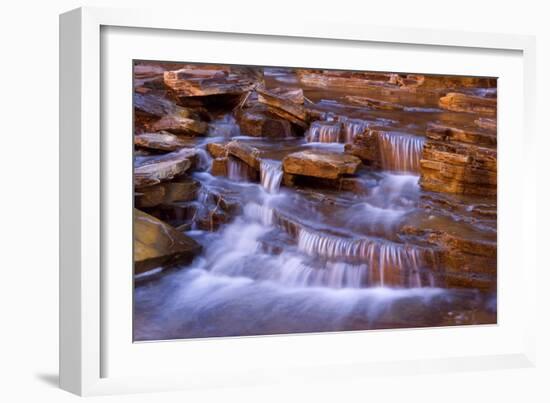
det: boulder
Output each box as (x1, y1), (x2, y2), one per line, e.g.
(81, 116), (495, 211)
(235, 105), (293, 138)
(134, 209), (201, 274)
(134, 92), (179, 118)
(344, 129), (382, 166)
(134, 132), (191, 151)
(257, 87), (308, 128)
(226, 140), (262, 170)
(134, 149), (198, 188)
(150, 113), (208, 136)
(282, 150), (361, 180)
(135, 178), (200, 208)
(439, 92), (497, 116)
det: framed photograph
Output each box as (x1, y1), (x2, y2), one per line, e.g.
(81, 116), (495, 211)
(60, 6), (537, 396)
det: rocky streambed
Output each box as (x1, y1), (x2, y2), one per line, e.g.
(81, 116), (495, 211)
(133, 63), (497, 341)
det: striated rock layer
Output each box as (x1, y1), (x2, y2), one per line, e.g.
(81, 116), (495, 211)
(419, 123), (497, 196)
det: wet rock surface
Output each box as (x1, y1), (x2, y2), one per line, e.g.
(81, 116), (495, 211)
(132, 62), (497, 341)
(283, 150), (361, 180)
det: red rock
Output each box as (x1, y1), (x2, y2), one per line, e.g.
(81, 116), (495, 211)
(257, 87), (308, 128)
(282, 150), (361, 180)
(164, 67), (257, 97)
(211, 157), (228, 176)
(439, 92), (497, 116)
(206, 142), (228, 158)
(226, 140), (262, 170)
(235, 105), (293, 138)
(426, 123), (496, 147)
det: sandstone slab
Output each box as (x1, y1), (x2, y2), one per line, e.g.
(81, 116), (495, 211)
(283, 150), (361, 180)
(135, 132), (190, 151)
(257, 87), (308, 128)
(134, 149), (198, 188)
(439, 92), (497, 116)
(226, 140), (262, 170)
(164, 67), (256, 97)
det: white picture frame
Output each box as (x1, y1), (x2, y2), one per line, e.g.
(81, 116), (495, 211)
(59, 6), (538, 396)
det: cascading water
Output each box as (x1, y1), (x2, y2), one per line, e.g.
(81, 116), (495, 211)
(306, 121), (342, 143)
(339, 117), (370, 143)
(259, 160), (283, 193)
(378, 132), (425, 172)
(207, 114), (241, 137)
(227, 157), (251, 181)
(134, 67), (497, 341)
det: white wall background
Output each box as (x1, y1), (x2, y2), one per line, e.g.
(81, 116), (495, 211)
(0, 0), (547, 401)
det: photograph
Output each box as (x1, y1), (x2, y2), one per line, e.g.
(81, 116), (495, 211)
(132, 61), (497, 341)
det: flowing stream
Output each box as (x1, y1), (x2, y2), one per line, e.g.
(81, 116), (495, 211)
(134, 69), (497, 341)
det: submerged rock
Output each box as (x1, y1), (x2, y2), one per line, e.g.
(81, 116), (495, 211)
(439, 92), (496, 116)
(283, 150), (361, 180)
(344, 95), (405, 110)
(134, 209), (201, 274)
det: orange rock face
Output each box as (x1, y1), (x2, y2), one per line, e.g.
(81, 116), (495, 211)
(420, 123), (497, 196)
(438, 92), (497, 116)
(235, 105), (293, 138)
(283, 150), (361, 180)
(257, 87), (308, 128)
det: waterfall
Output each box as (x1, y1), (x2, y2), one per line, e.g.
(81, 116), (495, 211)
(207, 114), (241, 137)
(227, 157), (250, 181)
(260, 160), (283, 193)
(244, 202), (275, 226)
(274, 259), (370, 289)
(194, 148), (212, 171)
(297, 227), (431, 286)
(339, 118), (370, 143)
(306, 121), (342, 143)
(378, 132), (425, 172)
